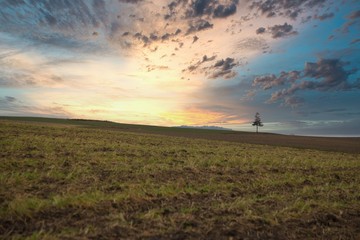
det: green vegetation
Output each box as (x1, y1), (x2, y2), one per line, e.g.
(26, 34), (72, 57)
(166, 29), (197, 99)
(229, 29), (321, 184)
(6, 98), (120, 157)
(0, 119), (359, 239)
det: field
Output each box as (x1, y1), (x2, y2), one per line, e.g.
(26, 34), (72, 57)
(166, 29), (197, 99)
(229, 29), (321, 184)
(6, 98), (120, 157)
(0, 118), (360, 239)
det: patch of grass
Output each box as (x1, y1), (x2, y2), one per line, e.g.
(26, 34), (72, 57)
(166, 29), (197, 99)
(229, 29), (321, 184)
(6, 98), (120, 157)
(0, 120), (359, 239)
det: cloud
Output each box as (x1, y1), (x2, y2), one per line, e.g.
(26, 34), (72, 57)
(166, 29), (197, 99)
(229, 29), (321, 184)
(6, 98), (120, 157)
(0, 95), (71, 118)
(348, 10), (360, 19)
(235, 37), (268, 52)
(283, 96), (304, 108)
(268, 23), (297, 38)
(303, 59), (353, 88)
(0, 73), (36, 88)
(256, 27), (266, 34)
(0, 0), (120, 52)
(340, 9), (360, 33)
(253, 58), (359, 106)
(285, 119), (360, 136)
(213, 2), (238, 18)
(186, 19), (214, 34)
(314, 12), (334, 21)
(183, 56), (239, 80)
(208, 58), (239, 79)
(0, 96), (18, 104)
(254, 23), (298, 39)
(351, 38), (360, 44)
(118, 0), (144, 3)
(296, 108), (347, 117)
(146, 65), (169, 72)
(185, 0), (239, 19)
(249, 0), (327, 20)
(183, 55), (217, 73)
(253, 71), (301, 90)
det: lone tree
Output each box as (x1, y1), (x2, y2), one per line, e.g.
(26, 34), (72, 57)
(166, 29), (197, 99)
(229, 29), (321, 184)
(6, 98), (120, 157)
(252, 112), (263, 133)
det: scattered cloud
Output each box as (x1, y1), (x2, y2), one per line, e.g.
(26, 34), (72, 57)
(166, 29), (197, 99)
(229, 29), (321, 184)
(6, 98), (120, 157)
(252, 58), (359, 106)
(249, 0), (327, 20)
(208, 58), (239, 79)
(186, 19), (214, 34)
(185, 0), (239, 19)
(348, 10), (360, 19)
(183, 55), (217, 73)
(253, 71), (301, 90)
(256, 27), (266, 34)
(314, 12), (334, 21)
(268, 23), (297, 39)
(350, 38), (360, 44)
(340, 9), (360, 33)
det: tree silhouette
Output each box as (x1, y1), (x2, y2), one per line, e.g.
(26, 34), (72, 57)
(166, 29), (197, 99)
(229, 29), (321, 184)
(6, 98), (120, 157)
(252, 112), (263, 133)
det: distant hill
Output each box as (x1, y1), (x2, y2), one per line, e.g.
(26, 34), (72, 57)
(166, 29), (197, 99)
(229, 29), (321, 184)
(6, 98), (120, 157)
(178, 125), (233, 131)
(1, 116), (360, 153)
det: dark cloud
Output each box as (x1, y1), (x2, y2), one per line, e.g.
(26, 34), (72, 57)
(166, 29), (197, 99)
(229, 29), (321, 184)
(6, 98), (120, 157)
(149, 33), (158, 41)
(191, 0), (213, 17)
(256, 27), (266, 34)
(131, 28), (182, 46)
(249, 0), (326, 20)
(268, 23), (297, 38)
(3, 96), (17, 103)
(348, 10), (360, 19)
(185, 0), (239, 19)
(303, 59), (357, 90)
(186, 19), (213, 34)
(183, 55), (217, 73)
(253, 58), (359, 106)
(202, 55), (216, 63)
(350, 38), (360, 44)
(117, 0), (144, 3)
(0, 96), (19, 112)
(340, 10), (360, 33)
(213, 3), (237, 18)
(253, 71), (301, 90)
(314, 12), (334, 21)
(208, 58), (239, 79)
(161, 33), (171, 41)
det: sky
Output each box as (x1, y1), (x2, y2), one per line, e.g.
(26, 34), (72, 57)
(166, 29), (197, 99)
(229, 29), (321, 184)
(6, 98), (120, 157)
(0, 0), (359, 136)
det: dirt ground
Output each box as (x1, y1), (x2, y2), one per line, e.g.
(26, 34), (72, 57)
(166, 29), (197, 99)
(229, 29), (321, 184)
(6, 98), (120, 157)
(109, 127), (360, 154)
(1, 119), (360, 239)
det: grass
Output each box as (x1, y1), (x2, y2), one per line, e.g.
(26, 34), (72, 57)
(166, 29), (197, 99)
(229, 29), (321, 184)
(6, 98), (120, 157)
(0, 119), (360, 239)
(2, 116), (359, 154)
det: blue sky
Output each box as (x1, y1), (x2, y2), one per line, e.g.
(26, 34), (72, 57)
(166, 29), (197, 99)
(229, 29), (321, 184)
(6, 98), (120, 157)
(0, 0), (359, 136)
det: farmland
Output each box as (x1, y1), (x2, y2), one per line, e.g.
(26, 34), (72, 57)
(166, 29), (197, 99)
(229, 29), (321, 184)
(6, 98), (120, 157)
(0, 118), (360, 239)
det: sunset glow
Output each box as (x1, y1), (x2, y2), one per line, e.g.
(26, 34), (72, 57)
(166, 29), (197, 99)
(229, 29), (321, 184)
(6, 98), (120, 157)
(1, 0), (359, 135)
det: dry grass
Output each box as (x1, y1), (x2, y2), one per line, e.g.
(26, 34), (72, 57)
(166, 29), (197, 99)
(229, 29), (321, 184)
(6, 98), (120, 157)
(1, 120), (360, 239)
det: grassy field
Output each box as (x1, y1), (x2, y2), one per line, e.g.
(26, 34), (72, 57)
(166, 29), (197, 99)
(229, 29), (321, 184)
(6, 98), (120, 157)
(0, 119), (360, 239)
(1, 116), (359, 153)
